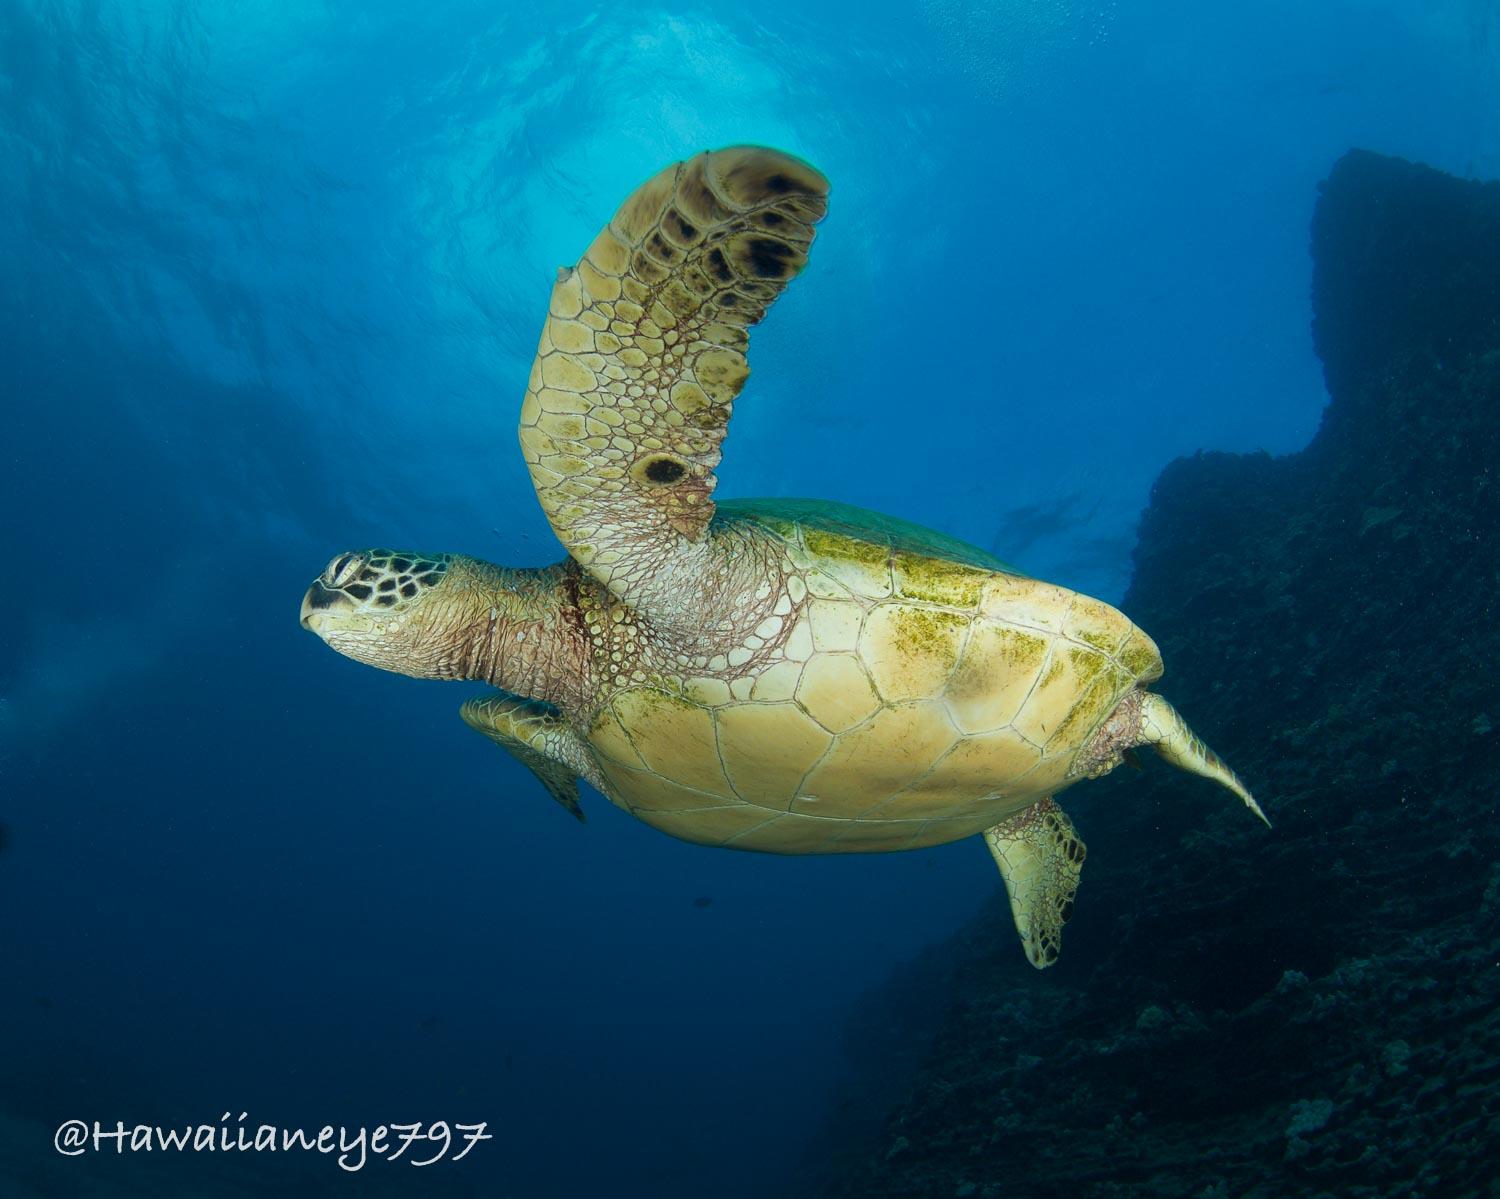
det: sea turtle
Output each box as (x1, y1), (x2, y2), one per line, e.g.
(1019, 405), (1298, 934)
(300, 146), (1266, 968)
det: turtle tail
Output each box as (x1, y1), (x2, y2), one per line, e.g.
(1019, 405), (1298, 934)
(1136, 693), (1271, 828)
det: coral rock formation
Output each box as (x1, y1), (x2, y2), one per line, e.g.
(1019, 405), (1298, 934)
(810, 150), (1500, 1199)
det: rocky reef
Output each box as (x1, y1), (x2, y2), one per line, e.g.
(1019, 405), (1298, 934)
(809, 150), (1500, 1199)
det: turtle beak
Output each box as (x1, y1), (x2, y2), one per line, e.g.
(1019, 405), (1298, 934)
(300, 580), (341, 631)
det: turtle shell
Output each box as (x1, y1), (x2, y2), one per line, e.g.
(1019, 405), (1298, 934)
(584, 500), (1162, 854)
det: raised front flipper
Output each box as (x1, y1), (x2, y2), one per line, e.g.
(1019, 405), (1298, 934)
(460, 693), (604, 822)
(519, 146), (829, 623)
(983, 798), (1087, 970)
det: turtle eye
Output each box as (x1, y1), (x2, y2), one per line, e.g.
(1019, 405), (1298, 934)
(324, 552), (364, 588)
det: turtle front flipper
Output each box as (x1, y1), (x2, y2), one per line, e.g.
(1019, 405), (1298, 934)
(519, 146), (829, 625)
(983, 798), (1087, 970)
(460, 693), (603, 822)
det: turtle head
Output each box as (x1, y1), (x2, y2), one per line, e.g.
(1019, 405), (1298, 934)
(299, 549), (461, 678)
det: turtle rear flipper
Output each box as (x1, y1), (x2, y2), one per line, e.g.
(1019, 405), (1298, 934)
(983, 798), (1086, 970)
(1136, 693), (1270, 828)
(461, 693), (603, 822)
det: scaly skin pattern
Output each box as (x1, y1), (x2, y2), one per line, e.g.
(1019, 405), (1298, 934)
(518, 146), (829, 633)
(300, 551), (594, 713)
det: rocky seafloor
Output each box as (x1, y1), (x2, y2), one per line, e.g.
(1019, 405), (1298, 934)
(804, 150), (1500, 1199)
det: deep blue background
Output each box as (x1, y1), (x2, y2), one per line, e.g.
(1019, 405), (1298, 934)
(1, 3), (1495, 1196)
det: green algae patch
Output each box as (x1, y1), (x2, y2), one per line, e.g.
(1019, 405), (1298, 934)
(889, 607), (969, 667)
(1067, 646), (1110, 687)
(893, 552), (985, 608)
(719, 497), (1023, 574)
(1001, 628), (1049, 665)
(1074, 627), (1118, 653)
(1118, 639), (1164, 681)
(802, 524), (892, 570)
(1048, 676), (1118, 748)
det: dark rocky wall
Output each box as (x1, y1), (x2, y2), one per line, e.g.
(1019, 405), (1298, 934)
(807, 151), (1500, 1199)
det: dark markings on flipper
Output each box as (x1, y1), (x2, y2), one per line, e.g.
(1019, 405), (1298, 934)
(663, 211), (697, 241)
(706, 246), (734, 282)
(645, 458), (686, 484)
(741, 235), (796, 279)
(984, 797), (1087, 970)
(519, 146), (829, 613)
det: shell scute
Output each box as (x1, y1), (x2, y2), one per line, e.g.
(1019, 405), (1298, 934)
(801, 527), (893, 598)
(795, 652), (882, 733)
(892, 553), (985, 608)
(871, 729), (1043, 820)
(825, 819), (933, 853)
(589, 706), (646, 769)
(750, 658), (804, 701)
(608, 689), (734, 799)
(639, 803), (776, 847)
(980, 573), (1072, 633)
(722, 811), (837, 852)
(1064, 593), (1135, 655)
(1045, 671), (1121, 752)
(594, 757), (739, 814)
(1116, 627), (1165, 683)
(795, 701), (959, 816)
(714, 702), (830, 806)
(944, 623), (1050, 734)
(807, 599), (863, 652)
(681, 676), (733, 707)
(1009, 642), (1129, 755)
(860, 603), (969, 702)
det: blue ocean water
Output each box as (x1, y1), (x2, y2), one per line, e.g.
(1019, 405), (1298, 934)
(0, 3), (1494, 1197)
